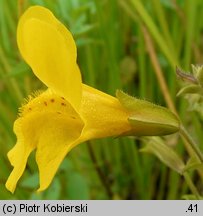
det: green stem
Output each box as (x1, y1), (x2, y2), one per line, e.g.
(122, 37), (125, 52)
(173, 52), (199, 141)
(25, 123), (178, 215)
(183, 172), (201, 199)
(180, 125), (203, 163)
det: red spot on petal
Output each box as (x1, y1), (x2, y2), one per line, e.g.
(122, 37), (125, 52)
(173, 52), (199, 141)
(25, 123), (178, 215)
(50, 99), (55, 103)
(44, 101), (47, 106)
(61, 102), (66, 106)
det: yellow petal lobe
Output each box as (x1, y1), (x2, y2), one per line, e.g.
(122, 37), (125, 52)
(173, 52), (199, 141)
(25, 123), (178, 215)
(6, 90), (84, 192)
(5, 119), (35, 193)
(36, 112), (83, 191)
(17, 6), (82, 111)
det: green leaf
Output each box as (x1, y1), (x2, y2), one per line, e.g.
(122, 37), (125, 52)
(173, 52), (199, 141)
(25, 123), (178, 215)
(73, 24), (95, 36)
(184, 156), (203, 172)
(116, 90), (180, 136)
(6, 62), (31, 78)
(177, 85), (203, 96)
(140, 137), (185, 174)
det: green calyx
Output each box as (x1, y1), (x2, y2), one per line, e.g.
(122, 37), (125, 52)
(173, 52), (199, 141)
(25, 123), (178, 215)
(116, 90), (180, 136)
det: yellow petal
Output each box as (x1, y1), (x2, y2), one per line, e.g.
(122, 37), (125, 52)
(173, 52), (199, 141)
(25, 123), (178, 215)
(75, 84), (131, 144)
(17, 6), (82, 111)
(6, 90), (84, 192)
(5, 119), (36, 193)
(36, 114), (83, 191)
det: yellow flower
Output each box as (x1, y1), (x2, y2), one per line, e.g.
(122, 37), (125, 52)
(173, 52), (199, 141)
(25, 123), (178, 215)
(6, 6), (180, 193)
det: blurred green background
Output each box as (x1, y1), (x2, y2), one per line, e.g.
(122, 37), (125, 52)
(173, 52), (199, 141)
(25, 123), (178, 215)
(0, 0), (203, 199)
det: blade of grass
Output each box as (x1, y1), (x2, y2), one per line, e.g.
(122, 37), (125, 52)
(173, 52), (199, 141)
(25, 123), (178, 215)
(151, 0), (176, 56)
(183, 0), (197, 69)
(129, 0), (179, 67)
